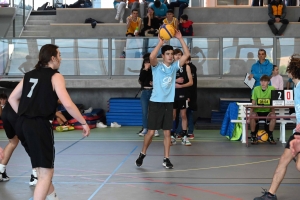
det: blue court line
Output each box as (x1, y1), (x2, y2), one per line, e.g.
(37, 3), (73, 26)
(55, 137), (86, 155)
(27, 137), (86, 200)
(87, 146), (138, 200)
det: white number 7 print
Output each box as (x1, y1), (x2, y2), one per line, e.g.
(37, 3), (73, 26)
(27, 78), (38, 98)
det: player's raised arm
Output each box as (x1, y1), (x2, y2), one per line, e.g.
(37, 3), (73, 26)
(174, 30), (190, 67)
(150, 36), (164, 67)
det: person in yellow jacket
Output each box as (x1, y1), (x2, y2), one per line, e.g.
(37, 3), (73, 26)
(126, 9), (142, 36)
(268, 0), (289, 36)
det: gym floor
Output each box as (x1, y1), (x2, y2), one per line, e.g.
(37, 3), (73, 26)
(0, 127), (299, 200)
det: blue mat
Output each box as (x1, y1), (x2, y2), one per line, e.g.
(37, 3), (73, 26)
(107, 98), (142, 126)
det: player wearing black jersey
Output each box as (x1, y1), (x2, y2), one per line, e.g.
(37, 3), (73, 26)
(0, 81), (38, 185)
(171, 49), (193, 146)
(9, 44), (90, 200)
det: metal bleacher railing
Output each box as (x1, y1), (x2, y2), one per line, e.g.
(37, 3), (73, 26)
(0, 37), (299, 79)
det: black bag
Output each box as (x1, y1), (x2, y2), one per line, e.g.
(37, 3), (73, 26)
(37, 2), (49, 10)
(84, 18), (103, 24)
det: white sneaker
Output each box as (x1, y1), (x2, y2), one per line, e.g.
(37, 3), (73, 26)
(119, 20), (124, 23)
(139, 128), (147, 136)
(29, 174), (38, 186)
(115, 15), (119, 21)
(84, 107), (93, 114)
(154, 130), (159, 137)
(111, 122), (121, 128)
(182, 136), (192, 146)
(170, 136), (176, 145)
(96, 122), (107, 128)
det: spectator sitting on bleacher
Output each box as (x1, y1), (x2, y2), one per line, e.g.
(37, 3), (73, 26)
(270, 64), (283, 90)
(55, 99), (74, 126)
(126, 9), (142, 36)
(163, 9), (178, 30)
(168, 0), (189, 21)
(151, 0), (168, 24)
(248, 49), (273, 88)
(178, 14), (193, 36)
(128, 0), (139, 10)
(268, 0), (289, 36)
(114, 0), (127, 23)
(140, 7), (160, 36)
(249, 75), (276, 145)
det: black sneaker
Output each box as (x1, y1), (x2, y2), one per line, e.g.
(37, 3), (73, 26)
(29, 174), (38, 186)
(0, 170), (10, 182)
(268, 136), (277, 144)
(254, 189), (277, 200)
(135, 152), (146, 167)
(162, 158), (173, 169)
(251, 136), (258, 145)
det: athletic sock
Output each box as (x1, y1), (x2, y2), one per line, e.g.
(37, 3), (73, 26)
(267, 130), (273, 137)
(0, 164), (6, 173)
(32, 169), (37, 177)
(182, 130), (187, 137)
(46, 190), (59, 200)
(250, 132), (256, 137)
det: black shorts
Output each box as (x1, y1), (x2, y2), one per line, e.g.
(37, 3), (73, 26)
(126, 33), (135, 37)
(61, 110), (73, 120)
(16, 116), (55, 168)
(2, 104), (18, 139)
(285, 132), (300, 149)
(2, 103), (30, 155)
(148, 101), (173, 130)
(256, 112), (270, 123)
(173, 99), (187, 110)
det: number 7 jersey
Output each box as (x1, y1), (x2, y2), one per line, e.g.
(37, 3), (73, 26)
(18, 67), (59, 120)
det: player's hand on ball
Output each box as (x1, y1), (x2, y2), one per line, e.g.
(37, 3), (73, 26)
(174, 30), (182, 39)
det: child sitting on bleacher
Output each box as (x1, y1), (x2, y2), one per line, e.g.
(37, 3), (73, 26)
(162, 9), (178, 30)
(179, 14), (193, 36)
(270, 64), (283, 90)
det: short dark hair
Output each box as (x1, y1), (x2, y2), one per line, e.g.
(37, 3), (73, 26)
(260, 75), (270, 82)
(180, 14), (188, 21)
(258, 49), (266, 55)
(273, 65), (278, 70)
(0, 93), (7, 100)
(161, 45), (173, 55)
(166, 9), (174, 14)
(154, 0), (161, 8)
(132, 8), (138, 13)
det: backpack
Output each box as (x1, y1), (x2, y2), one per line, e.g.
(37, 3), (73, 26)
(37, 2), (49, 10)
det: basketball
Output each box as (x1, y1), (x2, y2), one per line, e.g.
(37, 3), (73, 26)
(159, 24), (176, 41)
(256, 130), (268, 143)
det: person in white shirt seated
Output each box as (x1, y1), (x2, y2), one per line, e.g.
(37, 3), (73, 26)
(270, 65), (284, 90)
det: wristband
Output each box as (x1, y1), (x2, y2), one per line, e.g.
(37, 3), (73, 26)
(81, 123), (87, 125)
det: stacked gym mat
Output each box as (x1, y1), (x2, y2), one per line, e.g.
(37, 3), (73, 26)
(106, 98), (142, 126)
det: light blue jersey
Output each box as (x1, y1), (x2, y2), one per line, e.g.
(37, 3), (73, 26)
(294, 81), (300, 124)
(150, 60), (180, 102)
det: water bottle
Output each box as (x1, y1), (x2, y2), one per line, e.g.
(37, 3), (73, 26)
(134, 27), (139, 36)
